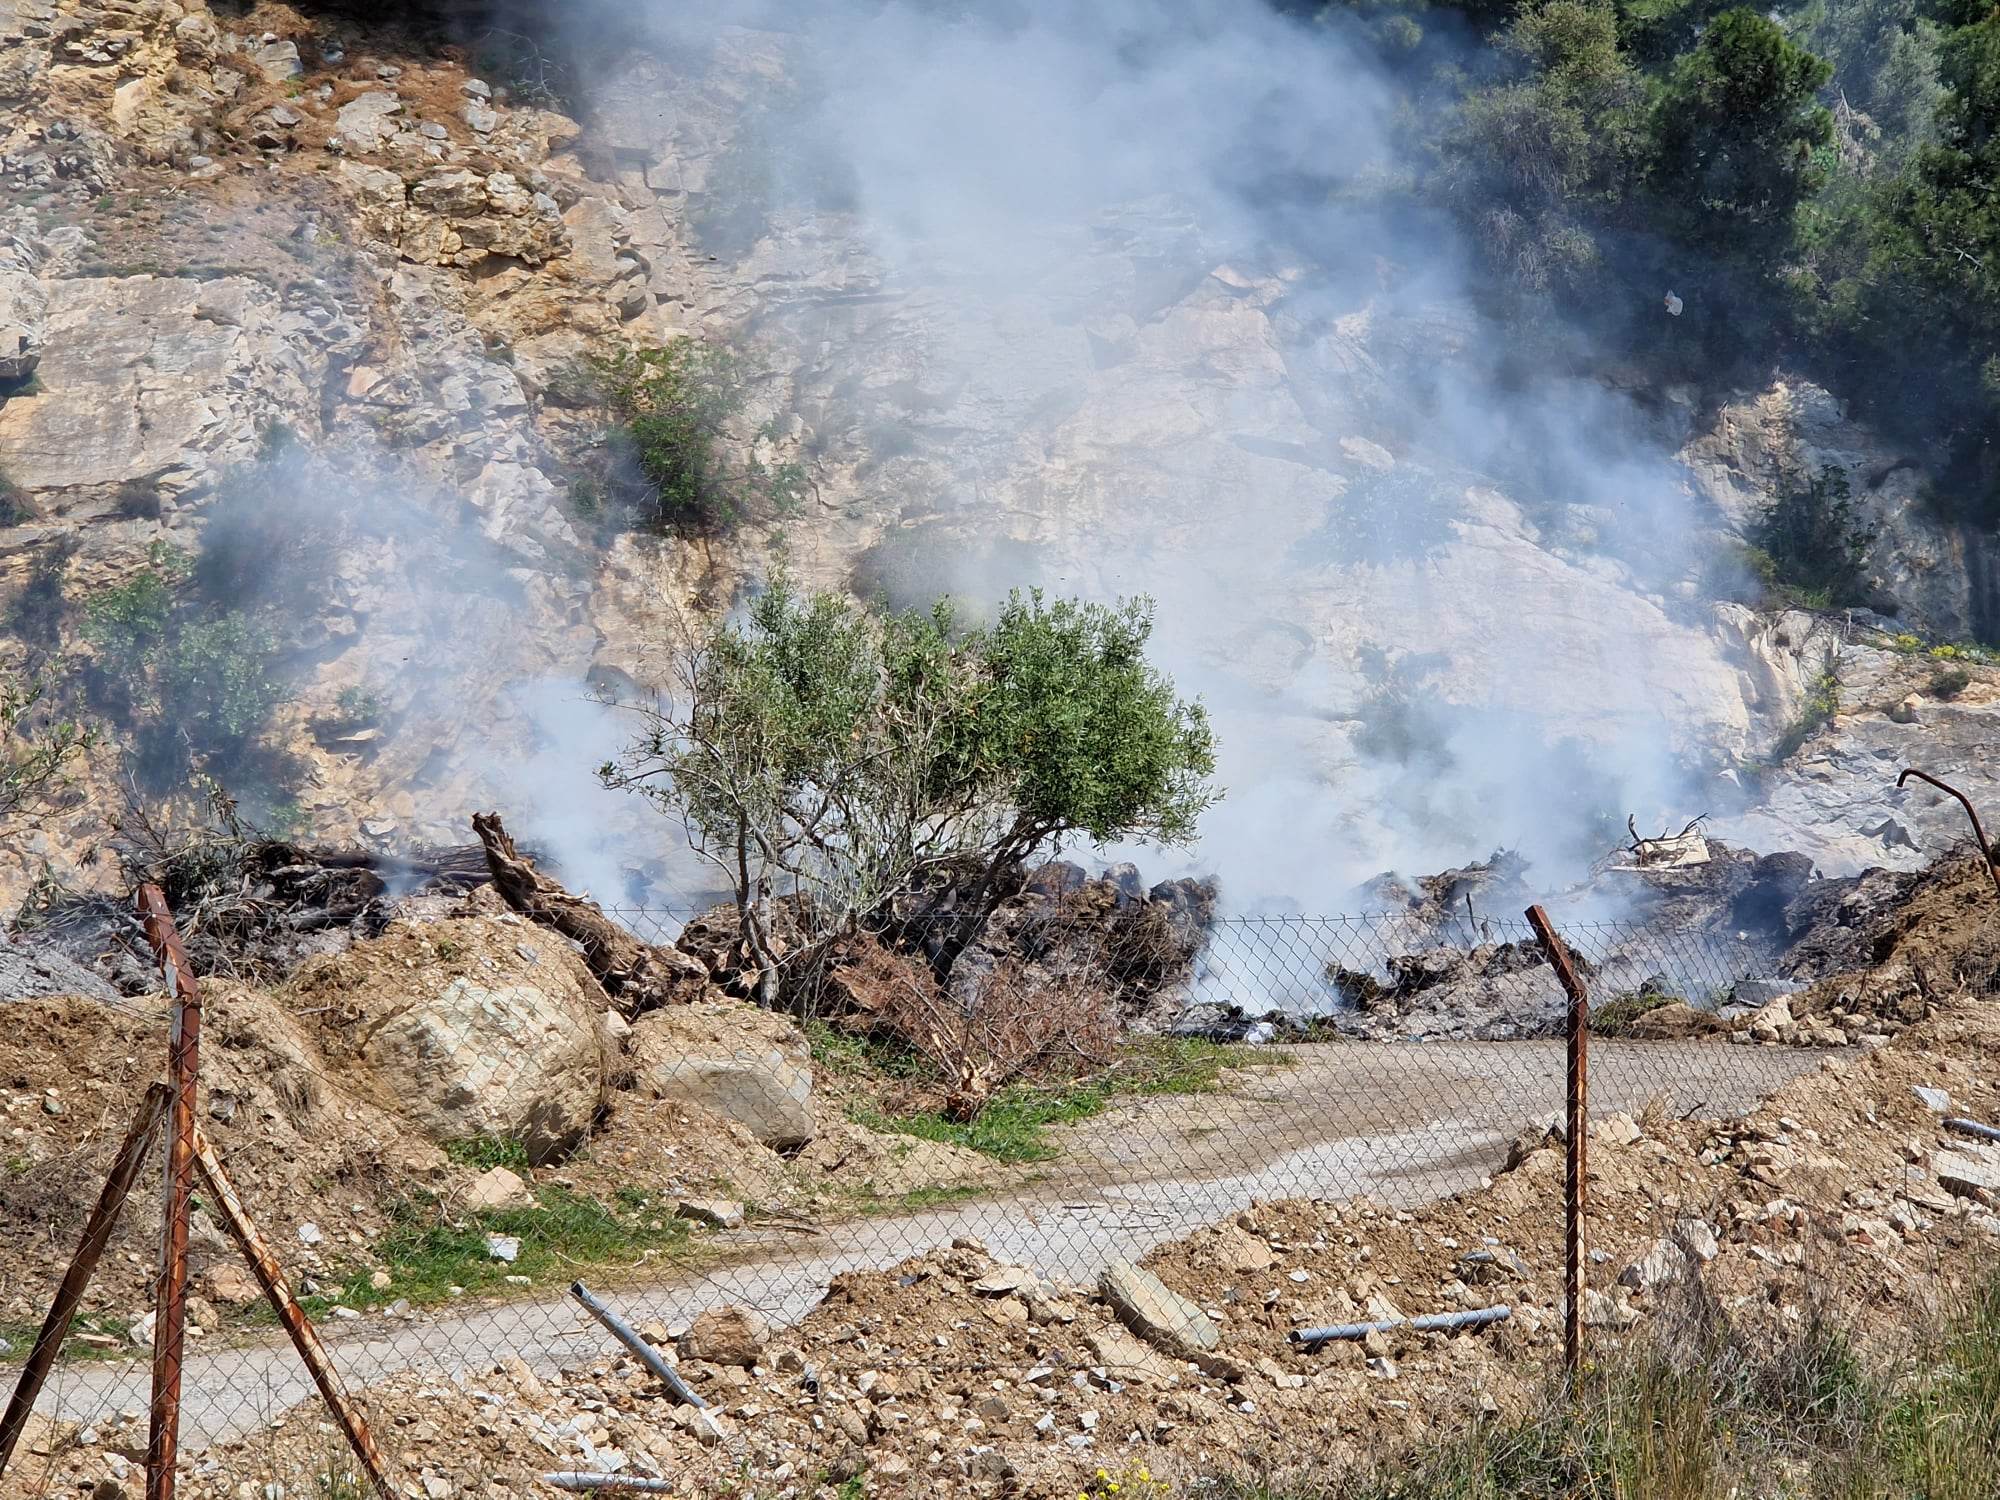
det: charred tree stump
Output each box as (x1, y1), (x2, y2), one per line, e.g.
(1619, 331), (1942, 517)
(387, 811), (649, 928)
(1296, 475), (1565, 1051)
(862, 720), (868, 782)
(472, 811), (706, 1015)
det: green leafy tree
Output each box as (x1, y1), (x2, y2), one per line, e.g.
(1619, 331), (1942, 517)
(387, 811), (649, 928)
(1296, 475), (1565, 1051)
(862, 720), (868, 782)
(1794, 0), (1944, 158)
(1646, 10), (1834, 245)
(1440, 0), (1645, 297)
(602, 578), (1218, 1006)
(1843, 1), (2000, 512)
(1749, 463), (1876, 607)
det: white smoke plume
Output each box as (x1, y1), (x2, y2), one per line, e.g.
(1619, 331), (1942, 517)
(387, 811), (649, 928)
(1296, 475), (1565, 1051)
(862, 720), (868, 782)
(478, 0), (1752, 913)
(504, 0), (1768, 916)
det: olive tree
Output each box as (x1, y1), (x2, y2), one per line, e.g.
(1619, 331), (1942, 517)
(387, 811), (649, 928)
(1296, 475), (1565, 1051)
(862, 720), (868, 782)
(600, 576), (1219, 1007)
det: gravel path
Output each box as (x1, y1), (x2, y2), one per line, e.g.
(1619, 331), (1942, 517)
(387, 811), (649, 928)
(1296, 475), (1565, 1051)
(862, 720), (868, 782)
(29, 1039), (1819, 1446)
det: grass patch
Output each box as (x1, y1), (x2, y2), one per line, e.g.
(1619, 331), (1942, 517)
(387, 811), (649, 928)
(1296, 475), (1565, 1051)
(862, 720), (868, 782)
(0, 1312), (135, 1365)
(848, 1035), (1277, 1164)
(281, 1186), (690, 1320)
(864, 1184), (991, 1215)
(806, 1020), (932, 1083)
(1215, 1267), (2000, 1500)
(1766, 667), (1841, 764)
(441, 1134), (534, 1173)
(1926, 665), (1973, 701)
(1592, 990), (1675, 1037)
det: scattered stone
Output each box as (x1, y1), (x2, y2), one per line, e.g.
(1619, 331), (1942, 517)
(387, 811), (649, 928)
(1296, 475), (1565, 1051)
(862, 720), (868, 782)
(971, 1266), (1040, 1296)
(1617, 1238), (1689, 1293)
(1580, 1288), (1640, 1329)
(249, 39), (302, 80)
(1099, 1258), (1220, 1355)
(334, 90), (402, 150)
(1212, 1224), (1275, 1273)
(483, 1234), (520, 1263)
(1748, 998), (1794, 1044)
(297, 1223), (323, 1247)
(200, 1264), (260, 1307)
(1675, 1219), (1720, 1262)
(680, 1306), (769, 1367)
(1083, 1324), (1177, 1386)
(1935, 1152), (2000, 1202)
(1734, 978), (1802, 1007)
(463, 1167), (534, 1212)
(1912, 1085), (1952, 1113)
(1595, 1112), (1642, 1146)
(674, 1197), (746, 1230)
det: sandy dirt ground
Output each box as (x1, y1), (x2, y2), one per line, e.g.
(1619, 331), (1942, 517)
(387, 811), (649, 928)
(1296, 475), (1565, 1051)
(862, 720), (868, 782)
(22, 1037), (1820, 1448)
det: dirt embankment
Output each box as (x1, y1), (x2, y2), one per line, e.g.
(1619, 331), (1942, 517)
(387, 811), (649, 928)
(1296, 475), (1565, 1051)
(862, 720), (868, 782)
(0, 908), (999, 1343)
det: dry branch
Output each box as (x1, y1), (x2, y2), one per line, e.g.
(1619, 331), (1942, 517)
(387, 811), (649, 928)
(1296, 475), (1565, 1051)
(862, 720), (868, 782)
(473, 811), (706, 1015)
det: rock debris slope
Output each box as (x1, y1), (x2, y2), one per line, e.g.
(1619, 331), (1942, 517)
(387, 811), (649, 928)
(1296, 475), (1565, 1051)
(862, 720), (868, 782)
(0, 3), (1996, 906)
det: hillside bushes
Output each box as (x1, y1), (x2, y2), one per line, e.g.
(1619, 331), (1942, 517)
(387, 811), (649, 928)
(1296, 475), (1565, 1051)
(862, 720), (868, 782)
(1317, 0), (2000, 526)
(589, 340), (808, 535)
(81, 543), (287, 793)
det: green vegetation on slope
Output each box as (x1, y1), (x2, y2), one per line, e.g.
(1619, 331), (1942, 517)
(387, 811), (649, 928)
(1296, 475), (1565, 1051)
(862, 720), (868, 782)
(1302, 0), (2000, 549)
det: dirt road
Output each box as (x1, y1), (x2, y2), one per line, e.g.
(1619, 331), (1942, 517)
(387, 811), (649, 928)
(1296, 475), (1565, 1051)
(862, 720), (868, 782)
(28, 1038), (1819, 1446)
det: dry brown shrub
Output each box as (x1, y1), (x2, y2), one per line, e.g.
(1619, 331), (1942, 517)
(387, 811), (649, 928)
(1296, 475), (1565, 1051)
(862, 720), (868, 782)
(865, 945), (1119, 1120)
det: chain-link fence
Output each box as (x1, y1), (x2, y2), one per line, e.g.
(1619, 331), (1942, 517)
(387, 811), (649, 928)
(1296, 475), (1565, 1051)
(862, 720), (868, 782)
(0, 897), (1863, 1498)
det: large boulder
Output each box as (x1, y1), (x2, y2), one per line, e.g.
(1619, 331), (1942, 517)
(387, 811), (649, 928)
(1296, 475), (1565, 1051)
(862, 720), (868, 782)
(627, 1000), (816, 1149)
(289, 917), (608, 1164)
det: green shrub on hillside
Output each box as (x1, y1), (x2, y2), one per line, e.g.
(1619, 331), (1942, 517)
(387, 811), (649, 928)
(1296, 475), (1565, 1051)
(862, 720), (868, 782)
(591, 341), (808, 536)
(1750, 465), (1875, 609)
(81, 543), (285, 789)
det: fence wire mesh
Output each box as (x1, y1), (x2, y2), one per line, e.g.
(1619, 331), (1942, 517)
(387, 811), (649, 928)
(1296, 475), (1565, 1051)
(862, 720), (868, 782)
(0, 903), (1865, 1499)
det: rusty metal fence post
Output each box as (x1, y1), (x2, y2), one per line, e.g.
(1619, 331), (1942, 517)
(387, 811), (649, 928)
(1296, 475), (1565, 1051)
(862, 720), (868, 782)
(188, 1127), (398, 1499)
(1526, 905), (1591, 1380)
(0, 1083), (173, 1480)
(137, 884), (202, 1500)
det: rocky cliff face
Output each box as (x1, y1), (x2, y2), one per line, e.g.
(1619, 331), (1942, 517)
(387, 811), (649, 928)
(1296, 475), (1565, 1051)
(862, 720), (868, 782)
(1, 2), (1996, 910)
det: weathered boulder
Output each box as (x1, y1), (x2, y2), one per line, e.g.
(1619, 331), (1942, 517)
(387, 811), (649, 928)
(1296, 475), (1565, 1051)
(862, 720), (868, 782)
(628, 1000), (817, 1149)
(290, 918), (608, 1164)
(680, 1306), (768, 1366)
(367, 975), (602, 1163)
(1099, 1257), (1219, 1356)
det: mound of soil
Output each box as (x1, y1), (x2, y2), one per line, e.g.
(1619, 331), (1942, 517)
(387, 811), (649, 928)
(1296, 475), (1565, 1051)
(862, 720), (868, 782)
(1784, 848), (2000, 1031)
(0, 987), (449, 1330)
